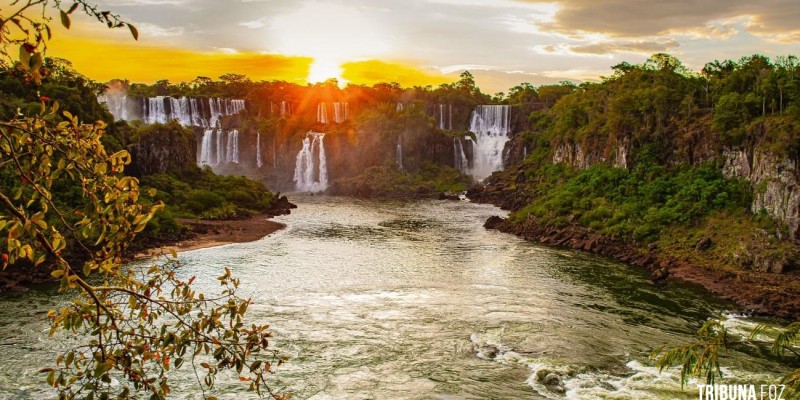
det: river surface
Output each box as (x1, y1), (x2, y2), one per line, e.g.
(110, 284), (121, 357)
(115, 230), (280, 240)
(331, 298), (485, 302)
(0, 196), (788, 399)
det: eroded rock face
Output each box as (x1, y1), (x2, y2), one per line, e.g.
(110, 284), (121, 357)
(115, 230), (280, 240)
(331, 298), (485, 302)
(723, 148), (800, 239)
(552, 142), (607, 170)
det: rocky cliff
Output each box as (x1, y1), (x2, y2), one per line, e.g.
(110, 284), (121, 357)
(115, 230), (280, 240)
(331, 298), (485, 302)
(723, 148), (800, 239)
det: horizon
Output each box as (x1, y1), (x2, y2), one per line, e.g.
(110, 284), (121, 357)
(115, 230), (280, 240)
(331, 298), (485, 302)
(41, 0), (799, 94)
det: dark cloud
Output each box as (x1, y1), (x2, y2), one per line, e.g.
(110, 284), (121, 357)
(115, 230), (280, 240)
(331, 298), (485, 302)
(519, 0), (800, 41)
(567, 39), (679, 55)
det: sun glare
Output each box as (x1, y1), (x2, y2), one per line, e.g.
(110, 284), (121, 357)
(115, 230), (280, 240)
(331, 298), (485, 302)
(271, 2), (391, 84)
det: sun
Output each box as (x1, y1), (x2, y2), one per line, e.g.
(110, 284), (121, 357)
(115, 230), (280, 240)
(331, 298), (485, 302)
(270, 2), (391, 84)
(307, 58), (343, 84)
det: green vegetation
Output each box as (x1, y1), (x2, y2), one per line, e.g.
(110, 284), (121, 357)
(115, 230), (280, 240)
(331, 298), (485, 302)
(511, 157), (752, 243)
(143, 169), (276, 220)
(0, 2), (285, 399)
(331, 163), (470, 198)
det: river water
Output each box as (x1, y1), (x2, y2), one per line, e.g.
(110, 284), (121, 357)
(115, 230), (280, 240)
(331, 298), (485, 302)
(0, 196), (788, 399)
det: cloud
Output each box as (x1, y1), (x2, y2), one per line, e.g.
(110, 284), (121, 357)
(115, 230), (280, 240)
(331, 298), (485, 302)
(136, 22), (185, 37)
(542, 38), (680, 56)
(516, 0), (800, 43)
(239, 18), (267, 29)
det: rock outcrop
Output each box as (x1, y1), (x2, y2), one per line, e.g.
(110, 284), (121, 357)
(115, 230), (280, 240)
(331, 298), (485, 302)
(723, 148), (800, 239)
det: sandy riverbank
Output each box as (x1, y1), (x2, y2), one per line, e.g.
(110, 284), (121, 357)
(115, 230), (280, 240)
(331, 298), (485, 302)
(136, 215), (286, 258)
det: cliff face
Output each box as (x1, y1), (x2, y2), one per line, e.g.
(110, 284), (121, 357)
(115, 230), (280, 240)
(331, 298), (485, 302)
(129, 123), (197, 176)
(539, 133), (800, 241)
(723, 148), (800, 239)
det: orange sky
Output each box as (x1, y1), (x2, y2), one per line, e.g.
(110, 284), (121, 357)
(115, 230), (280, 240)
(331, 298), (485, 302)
(38, 0), (800, 93)
(48, 32), (451, 88)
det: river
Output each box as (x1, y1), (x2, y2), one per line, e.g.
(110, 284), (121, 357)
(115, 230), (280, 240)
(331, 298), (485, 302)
(0, 196), (788, 399)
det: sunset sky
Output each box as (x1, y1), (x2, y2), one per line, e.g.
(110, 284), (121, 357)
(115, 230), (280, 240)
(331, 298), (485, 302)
(43, 0), (800, 93)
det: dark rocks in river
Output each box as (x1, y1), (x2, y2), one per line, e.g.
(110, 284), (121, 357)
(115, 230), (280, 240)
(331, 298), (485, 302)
(535, 369), (566, 393)
(650, 267), (670, 286)
(483, 215), (507, 230)
(266, 195), (297, 217)
(438, 191), (459, 201)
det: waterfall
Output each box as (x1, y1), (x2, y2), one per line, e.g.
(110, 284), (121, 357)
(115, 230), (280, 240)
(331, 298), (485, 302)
(436, 104), (452, 130)
(397, 135), (404, 171)
(468, 105), (511, 180)
(396, 103), (404, 111)
(98, 93), (130, 121)
(293, 131), (328, 192)
(317, 103), (328, 124)
(256, 132), (263, 168)
(281, 101), (291, 117)
(273, 137), (278, 169)
(333, 102), (348, 123)
(128, 96), (244, 127)
(225, 130), (240, 164)
(215, 130), (224, 165)
(199, 129), (214, 166)
(317, 102), (348, 124)
(454, 138), (469, 173)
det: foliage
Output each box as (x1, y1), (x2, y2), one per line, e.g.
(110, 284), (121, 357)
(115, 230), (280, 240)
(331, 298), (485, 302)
(653, 319), (800, 397)
(330, 163), (470, 198)
(511, 160), (751, 243)
(142, 169), (277, 220)
(0, 2), (285, 399)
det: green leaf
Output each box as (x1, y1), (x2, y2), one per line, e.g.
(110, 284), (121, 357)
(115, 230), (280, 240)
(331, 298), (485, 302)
(128, 24), (139, 40)
(18, 45), (31, 70)
(60, 10), (71, 29)
(30, 53), (43, 71)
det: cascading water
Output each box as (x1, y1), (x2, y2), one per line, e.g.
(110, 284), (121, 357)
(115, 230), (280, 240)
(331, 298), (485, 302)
(294, 131), (328, 192)
(468, 105), (511, 180)
(98, 93), (130, 121)
(397, 135), (404, 171)
(396, 103), (404, 111)
(435, 104), (453, 130)
(256, 132), (263, 168)
(225, 130), (240, 164)
(214, 130), (223, 165)
(199, 129), (215, 166)
(454, 137), (469, 173)
(333, 102), (348, 123)
(317, 103), (329, 124)
(127, 96), (244, 127)
(273, 138), (278, 169)
(317, 102), (349, 124)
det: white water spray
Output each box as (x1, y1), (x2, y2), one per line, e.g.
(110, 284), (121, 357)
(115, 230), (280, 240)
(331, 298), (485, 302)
(256, 132), (263, 168)
(294, 131), (328, 192)
(468, 105), (511, 180)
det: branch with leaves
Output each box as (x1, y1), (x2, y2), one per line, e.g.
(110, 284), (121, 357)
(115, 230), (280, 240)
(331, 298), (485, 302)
(0, 0), (138, 77)
(652, 318), (800, 399)
(0, 102), (289, 399)
(0, 2), (289, 399)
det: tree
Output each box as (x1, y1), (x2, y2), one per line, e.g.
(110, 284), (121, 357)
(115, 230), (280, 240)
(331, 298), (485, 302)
(0, 2), (285, 399)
